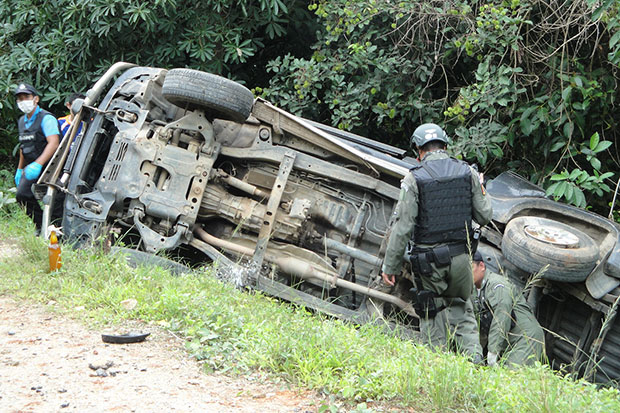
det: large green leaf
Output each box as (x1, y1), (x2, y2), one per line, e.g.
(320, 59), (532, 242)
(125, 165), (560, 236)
(590, 132), (600, 150)
(595, 141), (612, 152)
(574, 188), (586, 208)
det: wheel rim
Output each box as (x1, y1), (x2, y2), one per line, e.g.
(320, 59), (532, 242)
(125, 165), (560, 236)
(523, 224), (580, 248)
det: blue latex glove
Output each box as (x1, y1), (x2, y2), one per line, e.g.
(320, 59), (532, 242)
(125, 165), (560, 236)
(15, 168), (23, 186)
(24, 162), (43, 180)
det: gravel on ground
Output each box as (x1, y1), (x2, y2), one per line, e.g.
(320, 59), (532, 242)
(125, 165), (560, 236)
(0, 297), (323, 412)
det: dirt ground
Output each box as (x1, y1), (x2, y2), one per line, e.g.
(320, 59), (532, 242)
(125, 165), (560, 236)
(0, 297), (325, 412)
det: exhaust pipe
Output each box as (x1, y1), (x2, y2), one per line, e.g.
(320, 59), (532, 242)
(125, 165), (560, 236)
(194, 227), (418, 318)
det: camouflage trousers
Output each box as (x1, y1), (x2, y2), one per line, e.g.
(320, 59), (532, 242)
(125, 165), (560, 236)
(419, 297), (482, 361)
(369, 251), (482, 361)
(417, 252), (482, 361)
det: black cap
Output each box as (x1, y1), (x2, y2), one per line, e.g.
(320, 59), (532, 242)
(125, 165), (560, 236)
(14, 83), (39, 96)
(473, 251), (484, 262)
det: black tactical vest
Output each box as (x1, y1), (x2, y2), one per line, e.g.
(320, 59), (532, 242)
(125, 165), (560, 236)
(411, 157), (472, 244)
(18, 109), (51, 164)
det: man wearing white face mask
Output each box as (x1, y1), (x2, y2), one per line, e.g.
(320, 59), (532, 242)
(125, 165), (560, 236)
(14, 83), (60, 234)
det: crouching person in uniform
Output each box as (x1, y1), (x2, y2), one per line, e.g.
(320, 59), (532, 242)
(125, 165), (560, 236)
(381, 123), (493, 363)
(472, 251), (545, 367)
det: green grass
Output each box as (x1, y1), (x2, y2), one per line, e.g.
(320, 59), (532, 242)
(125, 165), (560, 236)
(1, 208), (620, 412)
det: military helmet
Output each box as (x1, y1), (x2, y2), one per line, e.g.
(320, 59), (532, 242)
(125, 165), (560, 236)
(410, 123), (448, 148)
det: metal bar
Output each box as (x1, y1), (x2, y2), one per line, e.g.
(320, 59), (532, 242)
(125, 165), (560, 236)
(255, 274), (363, 321)
(216, 169), (270, 199)
(220, 146), (399, 200)
(252, 151), (296, 268)
(252, 99), (409, 178)
(333, 198), (368, 287)
(326, 237), (382, 268)
(302, 118), (406, 157)
(254, 274), (419, 340)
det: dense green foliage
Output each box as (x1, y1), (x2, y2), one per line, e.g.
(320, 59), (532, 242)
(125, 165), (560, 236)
(0, 0), (315, 164)
(1, 0), (618, 215)
(2, 208), (620, 411)
(264, 0), (620, 213)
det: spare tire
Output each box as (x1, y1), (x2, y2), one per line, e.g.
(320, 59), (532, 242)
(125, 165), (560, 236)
(501, 216), (598, 282)
(162, 68), (254, 122)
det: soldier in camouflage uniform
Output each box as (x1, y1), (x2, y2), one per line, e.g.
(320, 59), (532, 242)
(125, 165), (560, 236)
(381, 123), (492, 363)
(472, 251), (545, 367)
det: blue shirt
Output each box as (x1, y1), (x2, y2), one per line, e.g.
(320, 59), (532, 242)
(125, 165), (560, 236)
(24, 106), (60, 137)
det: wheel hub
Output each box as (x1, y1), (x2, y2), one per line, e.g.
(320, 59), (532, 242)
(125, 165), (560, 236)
(524, 224), (579, 248)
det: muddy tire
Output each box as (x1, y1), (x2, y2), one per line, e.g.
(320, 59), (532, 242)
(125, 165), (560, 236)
(162, 69), (254, 122)
(501, 216), (598, 282)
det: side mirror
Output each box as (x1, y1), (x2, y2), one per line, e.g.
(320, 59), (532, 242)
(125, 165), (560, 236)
(70, 98), (85, 115)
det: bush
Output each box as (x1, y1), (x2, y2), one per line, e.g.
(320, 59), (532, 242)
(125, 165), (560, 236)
(265, 0), (620, 214)
(0, 0), (316, 164)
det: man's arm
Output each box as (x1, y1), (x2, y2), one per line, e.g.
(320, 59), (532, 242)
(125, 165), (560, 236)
(18, 150), (25, 169)
(381, 173), (418, 285)
(34, 134), (59, 166)
(486, 276), (514, 356)
(34, 113), (61, 166)
(470, 168), (492, 225)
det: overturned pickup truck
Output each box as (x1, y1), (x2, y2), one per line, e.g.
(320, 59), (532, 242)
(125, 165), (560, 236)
(39, 63), (620, 386)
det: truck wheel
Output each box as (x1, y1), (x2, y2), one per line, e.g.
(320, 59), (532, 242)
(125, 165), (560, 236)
(162, 69), (254, 122)
(501, 216), (598, 282)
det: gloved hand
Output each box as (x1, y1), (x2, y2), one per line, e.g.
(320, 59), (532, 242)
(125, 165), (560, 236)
(15, 168), (23, 186)
(24, 162), (43, 180)
(487, 351), (498, 367)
